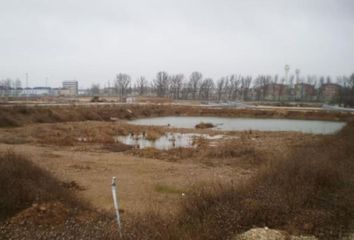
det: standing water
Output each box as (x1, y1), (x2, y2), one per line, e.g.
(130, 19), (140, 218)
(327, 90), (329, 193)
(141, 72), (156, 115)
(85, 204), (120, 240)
(115, 133), (226, 150)
(128, 116), (345, 134)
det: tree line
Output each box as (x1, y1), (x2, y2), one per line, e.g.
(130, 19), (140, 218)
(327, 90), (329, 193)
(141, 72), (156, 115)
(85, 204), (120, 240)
(1, 71), (353, 106)
(91, 71), (354, 105)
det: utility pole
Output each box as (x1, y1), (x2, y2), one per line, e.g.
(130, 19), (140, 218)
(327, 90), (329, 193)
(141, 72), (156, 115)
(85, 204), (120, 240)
(295, 69), (300, 84)
(285, 65), (290, 85)
(25, 73), (29, 103)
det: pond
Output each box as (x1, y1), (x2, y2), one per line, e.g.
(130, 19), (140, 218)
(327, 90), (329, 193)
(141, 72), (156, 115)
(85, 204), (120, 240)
(128, 116), (345, 134)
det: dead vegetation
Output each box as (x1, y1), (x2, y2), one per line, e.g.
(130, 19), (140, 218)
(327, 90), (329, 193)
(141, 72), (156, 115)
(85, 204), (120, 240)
(102, 142), (133, 152)
(0, 119), (318, 169)
(23, 121), (165, 147)
(1, 104), (353, 239)
(0, 151), (82, 221)
(195, 122), (215, 129)
(130, 142), (261, 167)
(0, 114), (21, 128)
(0, 104), (352, 128)
(120, 121), (354, 240)
(0, 134), (29, 145)
(0, 151), (120, 239)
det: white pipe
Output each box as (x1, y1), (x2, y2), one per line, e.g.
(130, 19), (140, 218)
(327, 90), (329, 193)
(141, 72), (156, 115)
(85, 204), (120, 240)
(112, 177), (122, 237)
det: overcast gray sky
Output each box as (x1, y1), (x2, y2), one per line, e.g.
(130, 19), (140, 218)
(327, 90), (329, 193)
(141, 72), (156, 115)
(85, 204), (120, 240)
(0, 0), (353, 88)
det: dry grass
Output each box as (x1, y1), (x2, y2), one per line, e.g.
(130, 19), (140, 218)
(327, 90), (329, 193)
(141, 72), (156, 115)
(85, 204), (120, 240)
(0, 151), (82, 221)
(0, 104), (352, 129)
(195, 122), (215, 129)
(0, 135), (29, 145)
(145, 129), (164, 141)
(120, 121), (354, 240)
(154, 184), (185, 195)
(24, 121), (167, 147)
(131, 138), (263, 167)
(0, 115), (20, 128)
(102, 142), (133, 152)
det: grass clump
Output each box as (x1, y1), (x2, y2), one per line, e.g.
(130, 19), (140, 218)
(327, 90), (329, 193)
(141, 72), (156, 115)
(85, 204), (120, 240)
(195, 122), (215, 129)
(144, 129), (164, 141)
(0, 136), (29, 144)
(154, 184), (184, 195)
(0, 115), (20, 128)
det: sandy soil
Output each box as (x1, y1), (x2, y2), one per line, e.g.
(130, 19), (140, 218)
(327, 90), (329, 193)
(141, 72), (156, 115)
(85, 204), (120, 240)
(0, 103), (334, 220)
(0, 143), (249, 215)
(0, 114), (324, 216)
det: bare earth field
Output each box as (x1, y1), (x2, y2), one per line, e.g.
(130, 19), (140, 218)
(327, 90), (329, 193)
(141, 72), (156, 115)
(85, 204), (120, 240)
(0, 104), (353, 239)
(0, 120), (315, 213)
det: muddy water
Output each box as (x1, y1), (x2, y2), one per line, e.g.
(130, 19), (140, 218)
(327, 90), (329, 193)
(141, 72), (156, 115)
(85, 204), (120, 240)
(116, 133), (225, 150)
(129, 117), (345, 134)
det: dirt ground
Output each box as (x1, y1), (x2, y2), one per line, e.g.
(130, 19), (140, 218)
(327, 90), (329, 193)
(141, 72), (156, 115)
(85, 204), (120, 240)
(0, 142), (248, 214)
(0, 117), (322, 216)
(1, 104), (352, 239)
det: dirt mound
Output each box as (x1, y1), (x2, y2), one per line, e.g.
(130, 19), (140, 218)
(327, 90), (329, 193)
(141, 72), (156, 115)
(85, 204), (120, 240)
(61, 180), (86, 191)
(1, 209), (119, 240)
(0, 151), (81, 220)
(195, 122), (215, 129)
(234, 228), (317, 240)
(9, 202), (70, 226)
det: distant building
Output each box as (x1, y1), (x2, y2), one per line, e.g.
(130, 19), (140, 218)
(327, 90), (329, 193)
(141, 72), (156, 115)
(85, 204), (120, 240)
(294, 83), (315, 101)
(50, 88), (60, 96)
(78, 89), (89, 96)
(58, 88), (73, 96)
(62, 81), (78, 96)
(20, 87), (52, 96)
(320, 83), (341, 101)
(32, 87), (51, 96)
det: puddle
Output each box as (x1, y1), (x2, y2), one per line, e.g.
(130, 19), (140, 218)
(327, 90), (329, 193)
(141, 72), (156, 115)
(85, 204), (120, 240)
(115, 132), (230, 150)
(128, 116), (345, 134)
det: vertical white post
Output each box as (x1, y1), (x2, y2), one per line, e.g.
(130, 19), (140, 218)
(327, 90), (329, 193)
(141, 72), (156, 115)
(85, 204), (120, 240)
(112, 177), (122, 237)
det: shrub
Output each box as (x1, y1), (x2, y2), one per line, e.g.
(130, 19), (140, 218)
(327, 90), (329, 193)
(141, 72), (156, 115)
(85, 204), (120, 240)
(195, 122), (215, 129)
(0, 115), (20, 128)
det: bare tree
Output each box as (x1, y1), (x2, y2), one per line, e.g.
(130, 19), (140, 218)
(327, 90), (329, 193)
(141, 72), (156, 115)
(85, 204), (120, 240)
(306, 75), (316, 86)
(154, 71), (169, 97)
(189, 71), (202, 100)
(228, 75), (241, 100)
(0, 78), (14, 97)
(90, 84), (100, 96)
(199, 78), (214, 101)
(14, 79), (22, 89)
(169, 74), (184, 99)
(326, 76), (332, 84)
(136, 76), (148, 96)
(180, 82), (190, 100)
(216, 77), (226, 102)
(349, 73), (354, 89)
(13, 78), (22, 97)
(241, 76), (252, 101)
(342, 73), (354, 107)
(223, 75), (232, 101)
(1, 78), (12, 89)
(318, 76), (325, 100)
(115, 73), (131, 101)
(254, 75), (270, 101)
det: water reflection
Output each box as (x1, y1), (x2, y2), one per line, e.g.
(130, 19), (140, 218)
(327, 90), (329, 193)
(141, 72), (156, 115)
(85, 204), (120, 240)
(115, 133), (226, 150)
